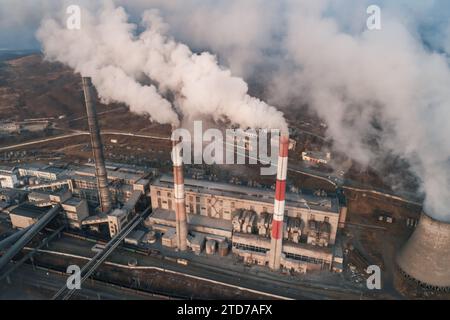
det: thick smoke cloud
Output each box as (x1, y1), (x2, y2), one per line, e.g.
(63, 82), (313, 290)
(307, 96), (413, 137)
(2, 0), (450, 221)
(36, 2), (288, 131)
(270, 1), (450, 222)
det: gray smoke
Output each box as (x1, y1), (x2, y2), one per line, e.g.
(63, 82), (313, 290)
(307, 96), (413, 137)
(268, 1), (450, 221)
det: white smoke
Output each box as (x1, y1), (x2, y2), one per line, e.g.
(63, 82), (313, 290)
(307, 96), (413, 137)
(37, 8), (179, 125)
(36, 3), (288, 132)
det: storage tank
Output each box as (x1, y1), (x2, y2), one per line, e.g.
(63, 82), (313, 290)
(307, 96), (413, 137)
(397, 212), (450, 290)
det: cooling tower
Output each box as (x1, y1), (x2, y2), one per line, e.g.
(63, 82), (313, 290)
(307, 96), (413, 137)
(268, 133), (290, 270)
(397, 212), (450, 289)
(171, 129), (188, 251)
(82, 77), (113, 213)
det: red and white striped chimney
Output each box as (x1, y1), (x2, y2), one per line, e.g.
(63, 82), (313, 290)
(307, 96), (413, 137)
(172, 129), (188, 251)
(268, 133), (289, 270)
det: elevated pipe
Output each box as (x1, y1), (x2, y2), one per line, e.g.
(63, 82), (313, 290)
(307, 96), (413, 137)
(0, 204), (61, 272)
(0, 225), (32, 251)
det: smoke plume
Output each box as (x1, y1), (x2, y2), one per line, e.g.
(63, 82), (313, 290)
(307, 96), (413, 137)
(36, 2), (288, 132)
(269, 0), (450, 221)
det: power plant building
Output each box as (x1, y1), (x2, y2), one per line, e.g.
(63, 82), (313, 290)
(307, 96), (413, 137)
(149, 175), (344, 273)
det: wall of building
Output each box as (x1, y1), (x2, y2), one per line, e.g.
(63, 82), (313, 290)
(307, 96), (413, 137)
(0, 173), (18, 189)
(10, 214), (37, 229)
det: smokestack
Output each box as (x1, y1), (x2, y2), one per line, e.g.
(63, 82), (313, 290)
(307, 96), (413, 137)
(172, 128), (188, 251)
(82, 77), (112, 213)
(268, 133), (290, 270)
(397, 212), (450, 290)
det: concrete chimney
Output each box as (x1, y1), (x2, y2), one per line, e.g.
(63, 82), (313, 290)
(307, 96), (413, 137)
(82, 77), (112, 213)
(268, 134), (290, 270)
(172, 128), (188, 251)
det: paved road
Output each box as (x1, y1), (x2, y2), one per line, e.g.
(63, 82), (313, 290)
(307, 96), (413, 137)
(0, 130), (169, 152)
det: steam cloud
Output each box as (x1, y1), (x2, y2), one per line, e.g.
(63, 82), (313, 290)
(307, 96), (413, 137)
(36, 2), (288, 132)
(268, 1), (450, 222)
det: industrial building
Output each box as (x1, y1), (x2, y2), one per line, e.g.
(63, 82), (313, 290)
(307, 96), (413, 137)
(148, 174), (346, 273)
(0, 122), (21, 135)
(301, 151), (331, 165)
(397, 212), (450, 291)
(11, 162), (152, 205)
(0, 165), (19, 189)
(0, 120), (49, 135)
(8, 203), (49, 229)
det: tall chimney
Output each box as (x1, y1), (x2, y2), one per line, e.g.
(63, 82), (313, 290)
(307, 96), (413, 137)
(82, 77), (112, 213)
(268, 133), (290, 270)
(172, 128), (188, 251)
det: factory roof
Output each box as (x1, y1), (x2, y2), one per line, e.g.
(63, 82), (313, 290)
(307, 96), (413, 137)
(123, 190), (142, 212)
(0, 165), (17, 174)
(10, 203), (48, 219)
(71, 165), (144, 183)
(63, 197), (84, 207)
(28, 191), (51, 201)
(151, 208), (233, 232)
(154, 175), (339, 214)
(43, 166), (66, 175)
(0, 188), (23, 197)
(125, 230), (146, 243)
(110, 208), (127, 217)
